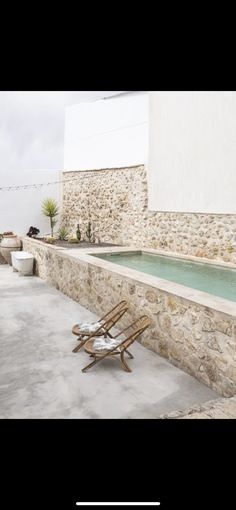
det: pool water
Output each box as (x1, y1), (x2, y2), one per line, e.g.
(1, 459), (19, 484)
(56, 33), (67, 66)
(93, 252), (236, 303)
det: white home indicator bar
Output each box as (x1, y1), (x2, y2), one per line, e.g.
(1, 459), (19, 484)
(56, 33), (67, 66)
(76, 504), (160, 507)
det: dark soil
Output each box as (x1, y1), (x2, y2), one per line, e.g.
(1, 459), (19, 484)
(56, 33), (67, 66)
(34, 238), (121, 249)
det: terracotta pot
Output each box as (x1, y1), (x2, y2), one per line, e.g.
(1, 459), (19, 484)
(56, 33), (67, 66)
(0, 235), (22, 265)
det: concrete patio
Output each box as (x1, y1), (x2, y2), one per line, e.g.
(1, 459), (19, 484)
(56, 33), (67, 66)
(0, 265), (218, 418)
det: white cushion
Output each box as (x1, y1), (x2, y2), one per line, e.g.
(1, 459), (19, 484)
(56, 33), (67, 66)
(76, 321), (105, 334)
(93, 336), (121, 352)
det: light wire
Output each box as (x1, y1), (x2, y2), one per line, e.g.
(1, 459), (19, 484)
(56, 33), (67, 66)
(0, 166), (140, 191)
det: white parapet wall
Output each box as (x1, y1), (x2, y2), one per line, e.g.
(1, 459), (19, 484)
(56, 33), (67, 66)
(64, 92), (149, 170)
(148, 91), (236, 214)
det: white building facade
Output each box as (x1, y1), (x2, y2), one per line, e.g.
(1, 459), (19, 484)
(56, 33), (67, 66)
(64, 91), (149, 170)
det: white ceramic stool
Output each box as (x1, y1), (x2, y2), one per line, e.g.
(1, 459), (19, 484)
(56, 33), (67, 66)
(11, 251), (34, 276)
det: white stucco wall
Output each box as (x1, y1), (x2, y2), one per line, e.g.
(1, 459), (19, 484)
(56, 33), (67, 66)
(0, 169), (61, 236)
(64, 92), (148, 170)
(148, 91), (236, 214)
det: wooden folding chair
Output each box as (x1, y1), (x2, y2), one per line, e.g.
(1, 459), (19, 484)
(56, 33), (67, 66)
(82, 315), (151, 373)
(72, 300), (128, 353)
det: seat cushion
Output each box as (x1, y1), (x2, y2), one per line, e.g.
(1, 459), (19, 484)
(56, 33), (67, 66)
(75, 321), (105, 335)
(93, 336), (121, 352)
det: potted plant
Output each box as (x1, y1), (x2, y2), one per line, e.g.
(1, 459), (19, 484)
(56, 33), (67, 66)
(0, 231), (22, 265)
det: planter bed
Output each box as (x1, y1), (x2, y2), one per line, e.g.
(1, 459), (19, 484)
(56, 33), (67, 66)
(32, 238), (120, 249)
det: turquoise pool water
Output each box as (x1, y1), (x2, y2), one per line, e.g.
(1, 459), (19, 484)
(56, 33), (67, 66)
(93, 252), (236, 302)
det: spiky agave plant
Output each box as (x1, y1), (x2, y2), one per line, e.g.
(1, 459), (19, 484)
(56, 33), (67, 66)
(42, 198), (59, 237)
(57, 226), (69, 241)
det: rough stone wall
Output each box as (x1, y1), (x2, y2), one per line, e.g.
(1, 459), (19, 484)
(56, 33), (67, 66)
(61, 166), (236, 263)
(22, 238), (236, 397)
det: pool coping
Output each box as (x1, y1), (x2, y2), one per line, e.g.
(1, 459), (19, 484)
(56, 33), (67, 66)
(21, 238), (236, 318)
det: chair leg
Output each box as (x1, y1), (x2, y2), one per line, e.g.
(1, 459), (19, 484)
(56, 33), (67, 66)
(126, 349), (134, 359)
(120, 351), (132, 372)
(82, 356), (99, 373)
(72, 340), (85, 353)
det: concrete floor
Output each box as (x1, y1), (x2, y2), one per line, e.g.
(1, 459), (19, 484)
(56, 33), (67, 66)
(0, 265), (218, 418)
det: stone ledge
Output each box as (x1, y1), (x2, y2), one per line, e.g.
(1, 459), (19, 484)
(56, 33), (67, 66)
(20, 239), (236, 318)
(64, 164), (144, 174)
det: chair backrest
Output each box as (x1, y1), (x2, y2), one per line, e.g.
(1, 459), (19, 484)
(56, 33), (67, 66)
(102, 305), (129, 333)
(116, 315), (152, 350)
(99, 300), (128, 323)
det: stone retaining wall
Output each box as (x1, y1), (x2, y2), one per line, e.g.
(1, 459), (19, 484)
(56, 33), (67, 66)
(61, 166), (236, 264)
(22, 237), (236, 397)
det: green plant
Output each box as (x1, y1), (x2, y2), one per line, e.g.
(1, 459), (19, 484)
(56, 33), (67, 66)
(68, 237), (79, 244)
(57, 227), (69, 241)
(42, 198), (59, 237)
(44, 236), (56, 244)
(86, 221), (92, 242)
(76, 224), (81, 242)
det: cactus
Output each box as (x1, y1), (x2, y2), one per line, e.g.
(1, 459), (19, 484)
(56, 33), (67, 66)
(86, 221), (92, 242)
(76, 224), (81, 242)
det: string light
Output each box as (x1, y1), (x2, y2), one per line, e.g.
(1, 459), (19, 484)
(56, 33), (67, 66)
(0, 174), (91, 191)
(0, 167), (138, 192)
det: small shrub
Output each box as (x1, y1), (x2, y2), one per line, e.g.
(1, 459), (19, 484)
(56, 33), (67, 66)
(44, 236), (56, 244)
(68, 237), (79, 244)
(58, 227), (69, 241)
(27, 226), (40, 238)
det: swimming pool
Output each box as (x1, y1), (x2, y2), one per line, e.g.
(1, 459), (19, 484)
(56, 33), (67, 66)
(93, 251), (236, 303)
